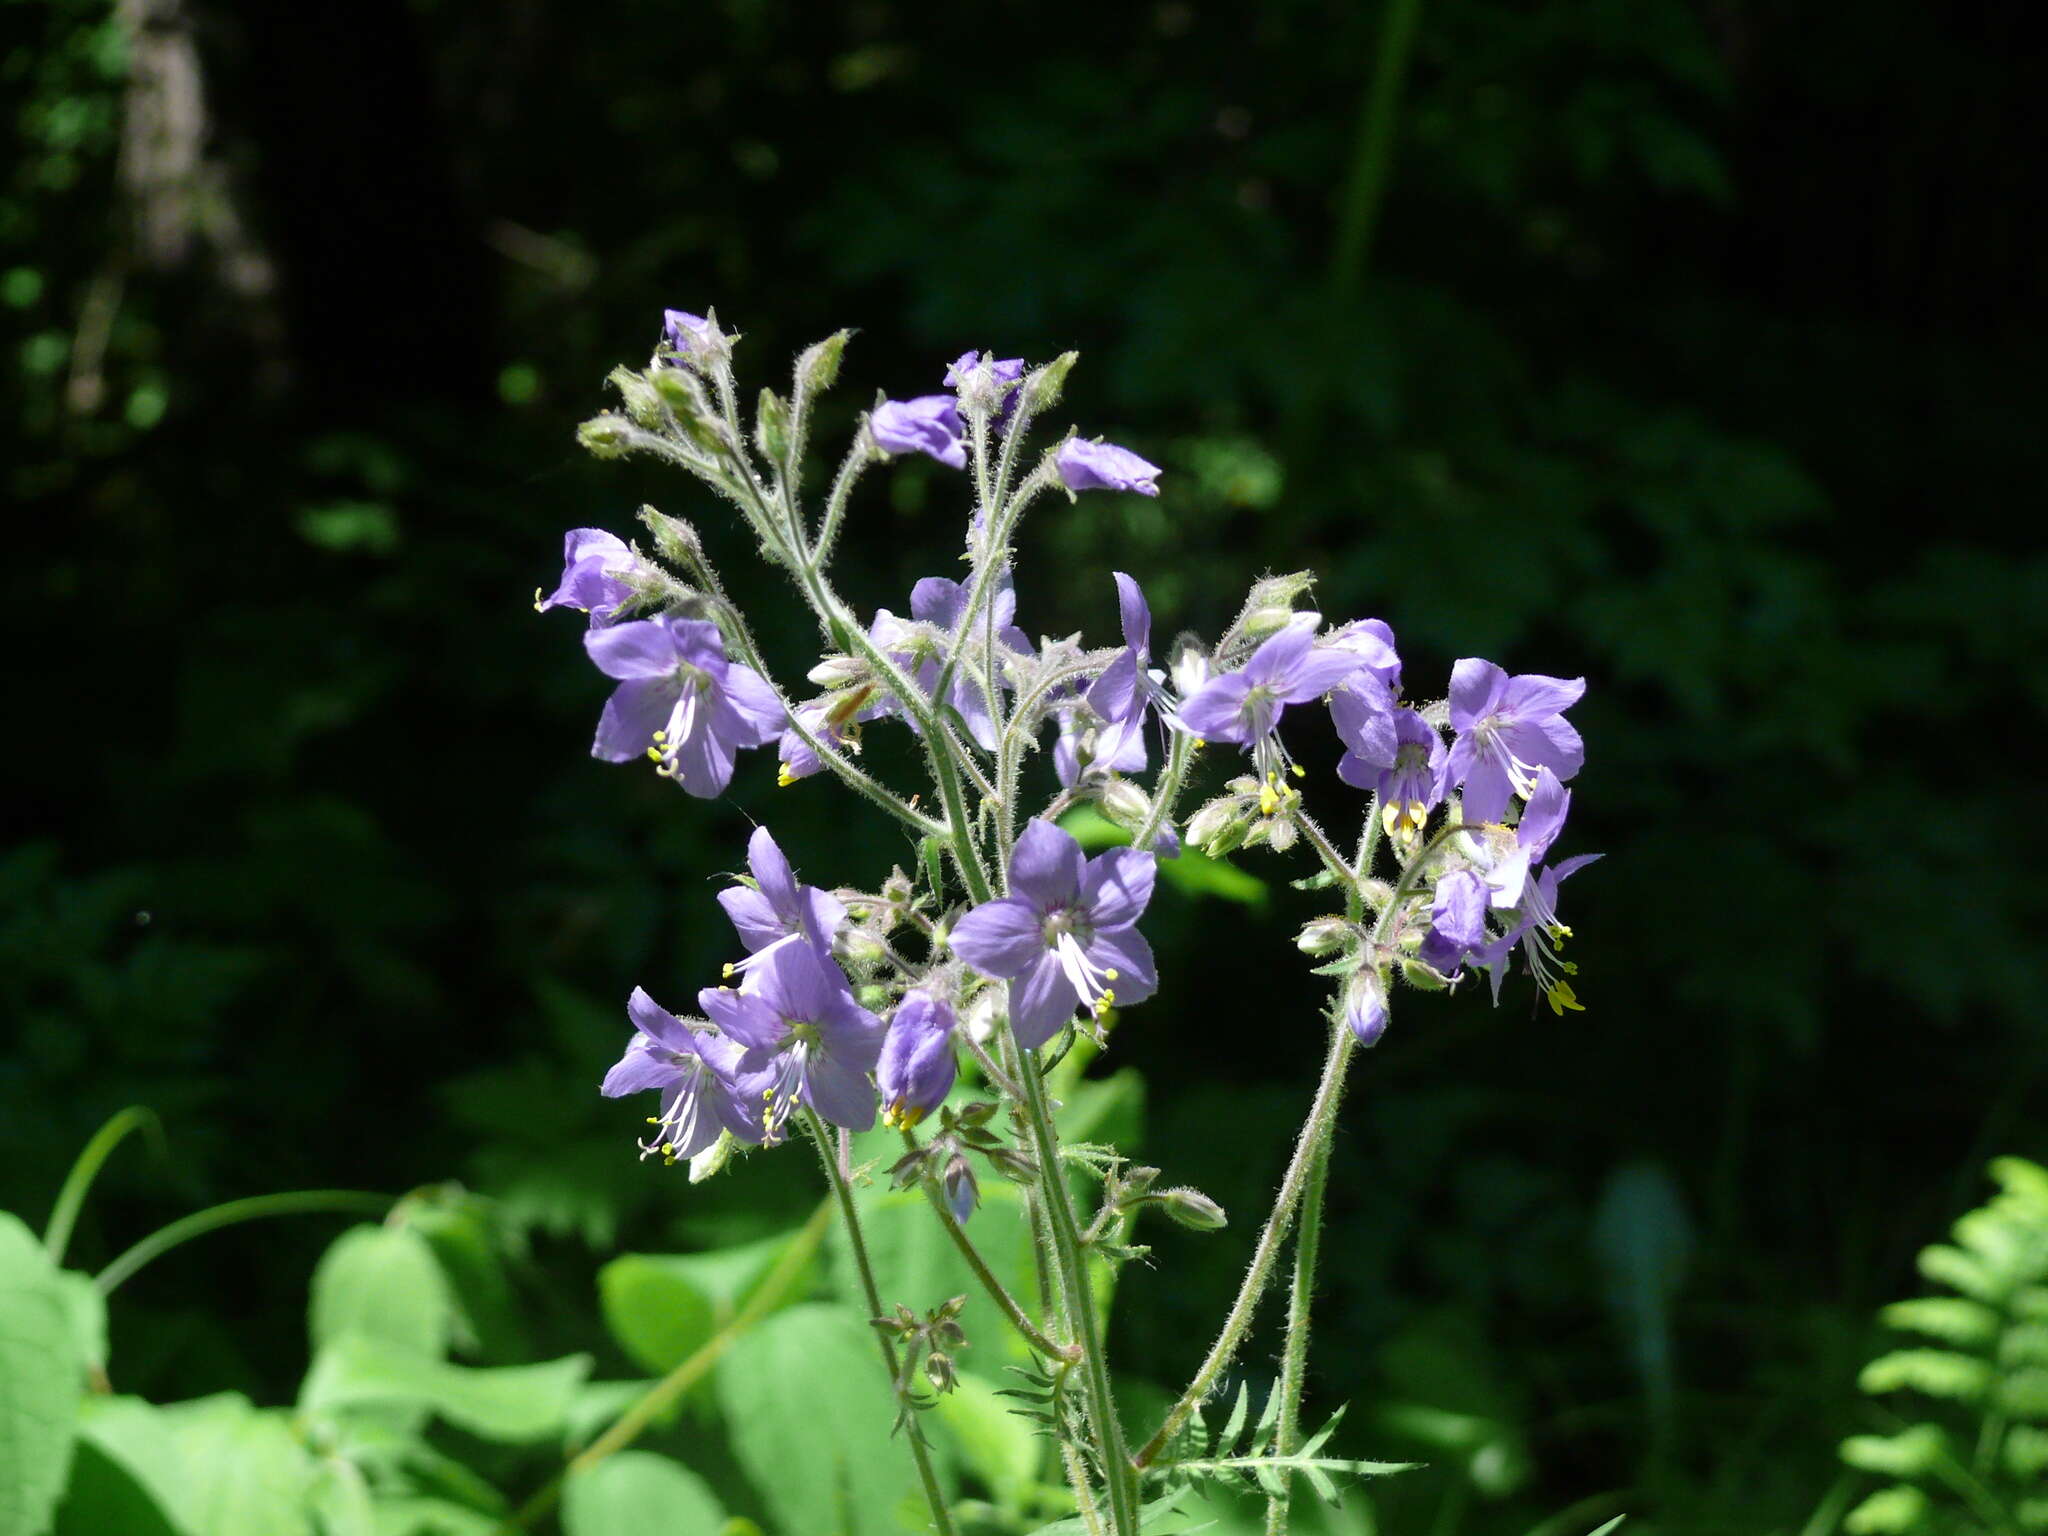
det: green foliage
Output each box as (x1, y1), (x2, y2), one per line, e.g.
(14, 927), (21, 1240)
(561, 1451), (725, 1536)
(1156, 1383), (1414, 1504)
(1841, 1157), (2048, 1532)
(0, 1213), (82, 1536)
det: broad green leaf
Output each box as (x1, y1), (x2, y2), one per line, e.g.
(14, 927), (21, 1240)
(51, 1439), (181, 1536)
(935, 1373), (1041, 1513)
(828, 1178), (1021, 1373)
(406, 1199), (528, 1362)
(562, 1451), (723, 1536)
(0, 1210), (83, 1536)
(301, 1334), (589, 1443)
(369, 1497), (505, 1536)
(718, 1303), (945, 1536)
(312, 1460), (377, 1536)
(597, 1257), (716, 1374)
(310, 1226), (454, 1361)
(156, 1395), (316, 1536)
(72, 1398), (187, 1535)
(52, 1273), (105, 1377)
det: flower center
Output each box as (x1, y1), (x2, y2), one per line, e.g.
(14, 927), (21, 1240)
(1473, 717), (1543, 803)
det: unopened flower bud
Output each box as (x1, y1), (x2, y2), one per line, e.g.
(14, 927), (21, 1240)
(576, 413), (633, 458)
(1297, 917), (1353, 957)
(608, 366), (664, 429)
(1401, 958), (1450, 993)
(1170, 639), (1211, 701)
(1021, 351), (1078, 414)
(1345, 968), (1391, 1046)
(662, 307), (734, 369)
(942, 1153), (979, 1224)
(880, 868), (915, 907)
(1239, 571), (1316, 639)
(879, 990), (957, 1130)
(754, 387), (791, 464)
(1187, 796), (1252, 857)
(650, 367), (730, 454)
(796, 330), (851, 396)
(637, 506), (700, 566)
(1099, 778), (1152, 832)
(688, 1130), (738, 1184)
(836, 928), (888, 969)
(808, 654), (868, 688)
(1160, 1187), (1228, 1231)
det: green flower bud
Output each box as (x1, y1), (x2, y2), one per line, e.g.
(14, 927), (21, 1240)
(688, 1130), (738, 1184)
(637, 505), (700, 565)
(1297, 917), (1353, 957)
(796, 330), (851, 396)
(608, 366), (664, 429)
(1160, 1187), (1228, 1231)
(650, 367), (730, 453)
(576, 413), (634, 458)
(1099, 778), (1152, 832)
(1238, 570), (1317, 639)
(1022, 351), (1079, 413)
(1402, 958), (1450, 992)
(1187, 795), (1252, 857)
(754, 387), (791, 464)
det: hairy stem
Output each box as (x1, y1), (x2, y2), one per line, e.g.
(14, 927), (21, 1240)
(1134, 1014), (1358, 1468)
(902, 1130), (1077, 1361)
(1011, 1039), (1141, 1535)
(808, 1114), (959, 1536)
(1264, 1094), (1336, 1536)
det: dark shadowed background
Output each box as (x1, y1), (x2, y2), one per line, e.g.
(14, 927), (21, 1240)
(6, 0), (2045, 1529)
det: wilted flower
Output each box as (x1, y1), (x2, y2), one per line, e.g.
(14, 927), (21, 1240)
(1446, 659), (1585, 824)
(700, 941), (884, 1137)
(1056, 438), (1161, 496)
(602, 987), (770, 1162)
(872, 395), (967, 469)
(950, 820), (1157, 1047)
(537, 528), (638, 626)
(586, 615), (784, 797)
(944, 351), (1026, 422)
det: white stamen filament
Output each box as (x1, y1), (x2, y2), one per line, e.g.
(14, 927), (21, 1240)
(639, 1062), (708, 1165)
(1052, 931), (1121, 1020)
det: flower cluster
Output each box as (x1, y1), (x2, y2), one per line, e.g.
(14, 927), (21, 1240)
(545, 308), (1597, 1172)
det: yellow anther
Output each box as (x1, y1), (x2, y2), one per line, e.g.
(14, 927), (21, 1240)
(652, 729), (668, 743)
(532, 587), (546, 612)
(777, 764), (796, 787)
(1259, 784), (1281, 816)
(1291, 764), (1306, 778)
(721, 962), (736, 979)
(1104, 968), (1119, 981)
(1193, 738), (1206, 750)
(1546, 980), (1584, 1016)
(646, 746), (663, 762)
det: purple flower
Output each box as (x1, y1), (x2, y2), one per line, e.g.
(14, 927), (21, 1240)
(1329, 674), (1399, 775)
(1344, 968), (1390, 1047)
(949, 820), (1157, 1048)
(872, 395), (967, 470)
(1477, 769), (1601, 1013)
(717, 826), (846, 975)
(700, 941), (884, 1137)
(537, 528), (638, 626)
(1057, 438), (1162, 496)
(1177, 614), (1363, 784)
(878, 989), (958, 1129)
(1338, 708), (1447, 840)
(1418, 869), (1491, 977)
(1446, 659), (1585, 824)
(585, 615), (784, 798)
(1323, 619), (1402, 694)
(1079, 571), (1167, 775)
(602, 987), (771, 1162)
(944, 351), (1026, 422)
(664, 309), (714, 352)
(870, 574), (1033, 751)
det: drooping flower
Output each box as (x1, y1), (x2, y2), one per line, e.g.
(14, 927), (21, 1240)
(1343, 967), (1390, 1047)
(601, 987), (770, 1162)
(1476, 768), (1601, 1014)
(537, 528), (638, 626)
(1056, 438), (1161, 496)
(1445, 659), (1585, 824)
(949, 820), (1157, 1048)
(699, 941), (884, 1138)
(944, 351), (1026, 422)
(871, 395), (967, 469)
(585, 615), (784, 798)
(1338, 708), (1448, 841)
(717, 826), (846, 975)
(1081, 571), (1169, 774)
(869, 573), (1033, 750)
(1328, 674), (1398, 777)
(877, 989), (958, 1129)
(1177, 613), (1363, 789)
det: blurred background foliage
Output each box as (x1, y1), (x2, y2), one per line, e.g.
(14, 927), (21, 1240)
(4, 0), (2044, 1529)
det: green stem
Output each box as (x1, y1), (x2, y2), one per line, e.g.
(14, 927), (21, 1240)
(508, 1198), (834, 1531)
(1011, 1040), (1141, 1536)
(1263, 1094), (1336, 1536)
(95, 1191), (391, 1295)
(45, 1105), (161, 1265)
(1134, 1016), (1358, 1468)
(813, 432), (873, 566)
(903, 1131), (1076, 1361)
(808, 1114), (960, 1536)
(1134, 732), (1196, 853)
